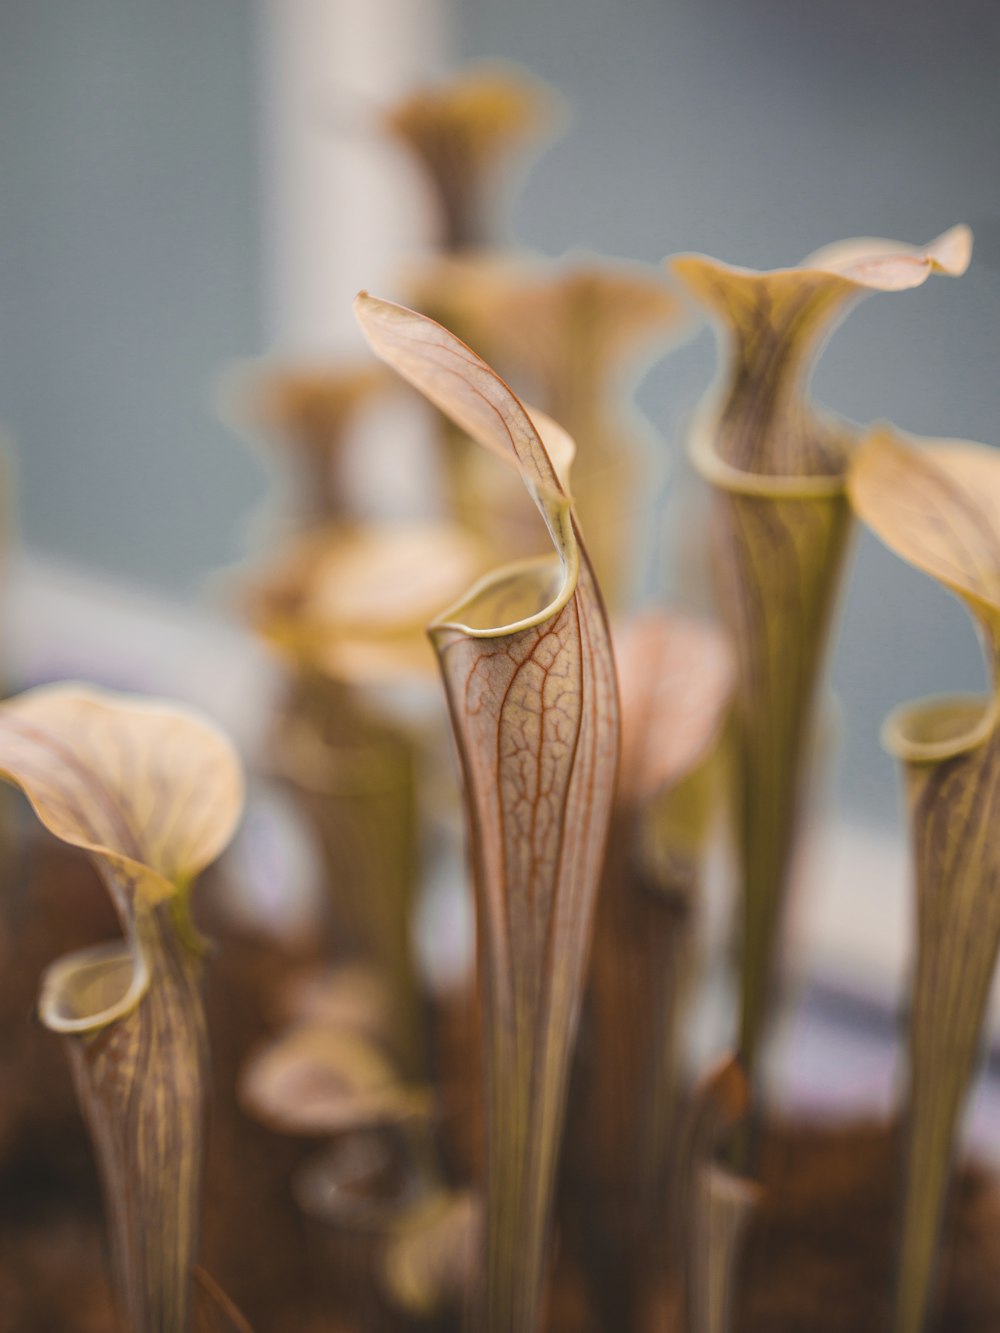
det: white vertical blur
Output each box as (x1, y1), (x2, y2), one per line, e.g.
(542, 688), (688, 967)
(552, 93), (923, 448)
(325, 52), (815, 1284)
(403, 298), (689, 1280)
(255, 0), (451, 518)
(256, 0), (449, 354)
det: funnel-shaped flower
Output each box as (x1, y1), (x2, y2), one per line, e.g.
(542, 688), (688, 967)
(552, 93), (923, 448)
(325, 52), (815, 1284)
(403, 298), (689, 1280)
(275, 962), (393, 1044)
(848, 428), (1000, 1333)
(0, 684), (244, 1333)
(355, 292), (620, 1333)
(383, 65), (564, 251)
(240, 1022), (432, 1137)
(246, 520), (488, 1072)
(407, 253), (682, 602)
(670, 226), (972, 1093)
(406, 252), (681, 429)
(229, 362), (383, 525)
(248, 520), (489, 685)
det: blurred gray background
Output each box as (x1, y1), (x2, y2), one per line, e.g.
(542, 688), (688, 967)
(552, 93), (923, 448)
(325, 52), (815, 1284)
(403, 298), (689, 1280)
(0, 1), (262, 586)
(1, 0), (998, 826)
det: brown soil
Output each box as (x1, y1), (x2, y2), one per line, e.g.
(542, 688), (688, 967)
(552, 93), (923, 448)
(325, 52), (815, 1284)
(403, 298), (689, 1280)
(736, 1120), (1000, 1333)
(3, 840), (999, 1331)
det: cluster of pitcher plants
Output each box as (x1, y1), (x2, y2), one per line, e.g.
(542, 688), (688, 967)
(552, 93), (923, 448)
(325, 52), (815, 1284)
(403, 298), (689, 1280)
(1, 63), (997, 1333)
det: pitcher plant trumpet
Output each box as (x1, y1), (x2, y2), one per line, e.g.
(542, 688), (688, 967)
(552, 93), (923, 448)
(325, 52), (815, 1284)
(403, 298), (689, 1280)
(355, 291), (620, 1333)
(383, 64), (565, 252)
(670, 225), (972, 1108)
(245, 519), (488, 1074)
(229, 361), (385, 527)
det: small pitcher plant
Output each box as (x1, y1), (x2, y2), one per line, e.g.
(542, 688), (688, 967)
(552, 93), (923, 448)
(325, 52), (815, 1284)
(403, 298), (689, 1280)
(0, 684), (244, 1333)
(849, 428), (1000, 1333)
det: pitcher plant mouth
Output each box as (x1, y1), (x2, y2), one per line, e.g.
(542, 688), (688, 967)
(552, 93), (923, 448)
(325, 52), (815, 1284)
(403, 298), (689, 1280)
(431, 545), (577, 638)
(881, 693), (997, 765)
(239, 1021), (434, 1137)
(688, 412), (849, 498)
(38, 936), (150, 1035)
(672, 226), (971, 478)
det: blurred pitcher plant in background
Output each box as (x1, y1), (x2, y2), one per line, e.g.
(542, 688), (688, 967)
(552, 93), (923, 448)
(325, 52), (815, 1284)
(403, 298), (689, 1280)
(356, 291), (619, 1333)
